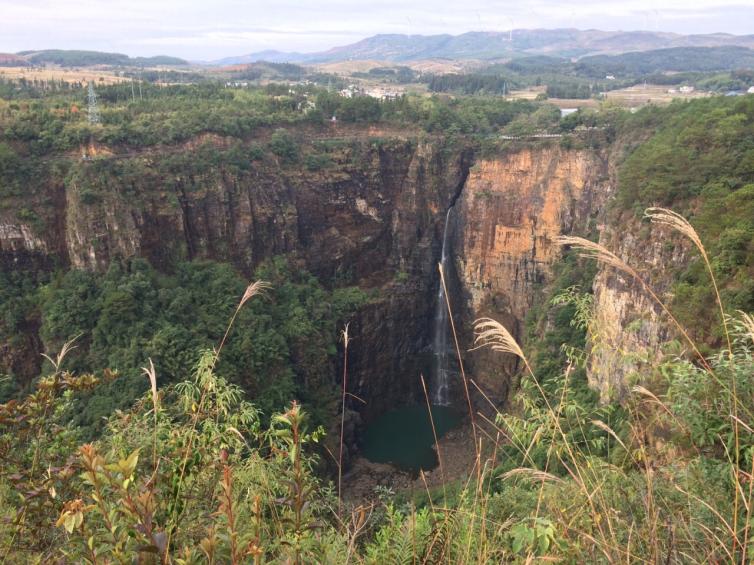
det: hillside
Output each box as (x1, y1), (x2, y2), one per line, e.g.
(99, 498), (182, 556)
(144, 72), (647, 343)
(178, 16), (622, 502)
(0, 53), (27, 67)
(218, 28), (754, 64)
(577, 45), (754, 76)
(14, 49), (188, 67)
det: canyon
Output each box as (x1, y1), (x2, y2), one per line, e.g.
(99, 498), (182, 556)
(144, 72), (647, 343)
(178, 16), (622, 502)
(0, 130), (672, 423)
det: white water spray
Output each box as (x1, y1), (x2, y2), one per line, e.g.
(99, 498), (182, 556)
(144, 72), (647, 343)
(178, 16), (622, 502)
(432, 208), (453, 406)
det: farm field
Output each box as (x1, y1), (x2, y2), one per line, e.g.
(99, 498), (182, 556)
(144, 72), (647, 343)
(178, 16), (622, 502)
(0, 65), (127, 84)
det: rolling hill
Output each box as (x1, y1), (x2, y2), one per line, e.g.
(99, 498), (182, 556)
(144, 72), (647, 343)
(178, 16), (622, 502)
(215, 28), (754, 65)
(13, 49), (188, 67)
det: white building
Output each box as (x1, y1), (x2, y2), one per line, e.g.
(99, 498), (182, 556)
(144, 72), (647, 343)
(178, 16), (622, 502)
(679, 85), (695, 94)
(365, 87), (402, 100)
(339, 84), (360, 98)
(748, 86), (754, 94)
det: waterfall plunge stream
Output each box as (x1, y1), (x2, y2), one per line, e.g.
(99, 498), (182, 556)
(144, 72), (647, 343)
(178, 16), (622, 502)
(432, 208), (453, 406)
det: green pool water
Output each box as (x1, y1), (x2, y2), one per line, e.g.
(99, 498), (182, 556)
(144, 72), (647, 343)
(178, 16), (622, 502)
(361, 405), (461, 473)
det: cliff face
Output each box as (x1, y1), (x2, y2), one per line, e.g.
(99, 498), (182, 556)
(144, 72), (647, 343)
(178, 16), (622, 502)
(0, 132), (675, 416)
(452, 146), (610, 401)
(0, 135), (473, 418)
(588, 216), (688, 402)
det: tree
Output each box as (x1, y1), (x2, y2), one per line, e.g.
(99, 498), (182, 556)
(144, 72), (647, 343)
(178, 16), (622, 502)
(268, 128), (298, 162)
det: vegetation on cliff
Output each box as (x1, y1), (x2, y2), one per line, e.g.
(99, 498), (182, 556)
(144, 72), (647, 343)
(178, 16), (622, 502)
(617, 95), (754, 345)
(3, 257), (368, 436)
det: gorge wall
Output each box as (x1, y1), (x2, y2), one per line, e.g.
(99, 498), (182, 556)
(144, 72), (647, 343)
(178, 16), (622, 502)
(0, 131), (669, 420)
(1, 134), (473, 420)
(452, 146), (611, 402)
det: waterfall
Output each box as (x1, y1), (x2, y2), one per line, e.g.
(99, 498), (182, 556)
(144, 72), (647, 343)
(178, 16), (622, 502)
(432, 208), (453, 406)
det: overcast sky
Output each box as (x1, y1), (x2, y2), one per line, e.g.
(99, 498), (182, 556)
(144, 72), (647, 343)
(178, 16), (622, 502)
(1, 1), (753, 60)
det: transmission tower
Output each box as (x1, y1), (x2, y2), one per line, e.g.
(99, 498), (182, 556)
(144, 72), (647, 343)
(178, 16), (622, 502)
(87, 82), (100, 125)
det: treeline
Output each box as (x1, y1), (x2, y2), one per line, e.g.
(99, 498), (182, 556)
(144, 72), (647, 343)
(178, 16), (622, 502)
(0, 76), (87, 98)
(576, 46), (754, 77)
(0, 82), (554, 156)
(423, 58), (632, 98)
(427, 73), (517, 95)
(15, 49), (188, 67)
(427, 48), (754, 99)
(545, 81), (593, 99)
(231, 62), (307, 81)
(352, 66), (417, 83)
(121, 69), (208, 84)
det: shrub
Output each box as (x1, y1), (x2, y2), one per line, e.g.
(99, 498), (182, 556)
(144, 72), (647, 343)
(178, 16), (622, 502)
(268, 128), (298, 162)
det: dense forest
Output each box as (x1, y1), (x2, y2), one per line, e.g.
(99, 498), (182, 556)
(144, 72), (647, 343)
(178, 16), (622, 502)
(1, 78), (754, 562)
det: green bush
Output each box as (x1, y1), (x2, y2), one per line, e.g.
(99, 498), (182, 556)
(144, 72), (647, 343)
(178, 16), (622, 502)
(304, 153), (332, 171)
(268, 128), (298, 162)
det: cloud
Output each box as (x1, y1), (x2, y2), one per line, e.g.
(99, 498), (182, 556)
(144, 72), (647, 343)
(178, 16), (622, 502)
(0, 0), (751, 59)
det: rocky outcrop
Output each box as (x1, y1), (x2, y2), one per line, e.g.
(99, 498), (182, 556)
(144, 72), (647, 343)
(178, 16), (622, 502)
(452, 145), (610, 402)
(588, 216), (689, 402)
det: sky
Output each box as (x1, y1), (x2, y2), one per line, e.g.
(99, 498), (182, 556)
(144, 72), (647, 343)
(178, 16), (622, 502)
(1, 0), (753, 61)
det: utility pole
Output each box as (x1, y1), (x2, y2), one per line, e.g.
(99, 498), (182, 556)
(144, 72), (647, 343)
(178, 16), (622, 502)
(87, 82), (100, 124)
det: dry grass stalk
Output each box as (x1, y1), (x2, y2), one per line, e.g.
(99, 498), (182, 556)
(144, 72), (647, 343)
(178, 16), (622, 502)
(239, 280), (272, 309)
(556, 235), (641, 280)
(344, 503), (373, 564)
(591, 419), (630, 454)
(338, 323), (350, 516)
(216, 280), (271, 360)
(632, 385), (702, 456)
(500, 467), (565, 484)
(472, 318), (528, 363)
(645, 207), (732, 353)
(142, 358), (160, 473)
(421, 373), (447, 500)
(739, 311), (754, 346)
(643, 208), (743, 553)
(42, 334), (80, 373)
(555, 235), (711, 372)
(167, 279), (271, 550)
(438, 263), (479, 463)
(643, 208), (745, 553)
(472, 315), (619, 555)
(644, 207), (705, 258)
(143, 359), (159, 415)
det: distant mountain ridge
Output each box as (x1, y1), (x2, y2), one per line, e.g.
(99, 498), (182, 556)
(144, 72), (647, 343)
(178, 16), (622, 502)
(212, 50), (309, 66)
(214, 28), (754, 65)
(577, 46), (754, 75)
(12, 50), (188, 67)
